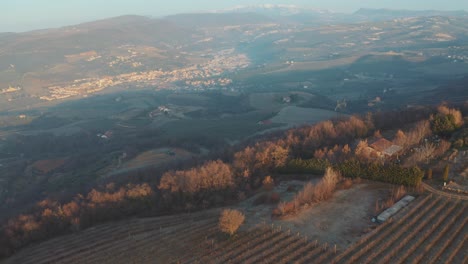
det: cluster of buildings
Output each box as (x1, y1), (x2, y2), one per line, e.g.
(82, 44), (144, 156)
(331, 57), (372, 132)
(0, 86), (21, 94)
(39, 51), (249, 101)
(367, 138), (403, 159)
(185, 78), (233, 88)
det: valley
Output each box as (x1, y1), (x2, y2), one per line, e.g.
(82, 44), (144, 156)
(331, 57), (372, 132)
(0, 5), (467, 263)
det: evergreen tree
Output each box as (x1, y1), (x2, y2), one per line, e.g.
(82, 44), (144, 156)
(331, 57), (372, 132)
(443, 165), (450, 182)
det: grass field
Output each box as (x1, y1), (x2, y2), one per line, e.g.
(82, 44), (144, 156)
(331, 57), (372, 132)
(271, 106), (342, 126)
(249, 92), (316, 111)
(122, 148), (193, 170)
(158, 110), (280, 141)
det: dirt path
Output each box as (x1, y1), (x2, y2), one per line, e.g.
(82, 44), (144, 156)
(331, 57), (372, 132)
(422, 182), (468, 200)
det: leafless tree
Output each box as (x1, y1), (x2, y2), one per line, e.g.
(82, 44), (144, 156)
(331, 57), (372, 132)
(219, 209), (245, 236)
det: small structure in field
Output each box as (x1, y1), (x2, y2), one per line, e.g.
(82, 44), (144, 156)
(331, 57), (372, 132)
(377, 195), (415, 222)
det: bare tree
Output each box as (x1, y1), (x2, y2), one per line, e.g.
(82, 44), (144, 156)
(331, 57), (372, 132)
(393, 130), (407, 147)
(219, 209), (245, 236)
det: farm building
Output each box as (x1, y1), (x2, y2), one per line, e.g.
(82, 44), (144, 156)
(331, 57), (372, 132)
(368, 138), (402, 157)
(377, 195), (415, 222)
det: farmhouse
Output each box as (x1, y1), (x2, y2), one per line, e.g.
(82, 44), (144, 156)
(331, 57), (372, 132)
(368, 138), (402, 157)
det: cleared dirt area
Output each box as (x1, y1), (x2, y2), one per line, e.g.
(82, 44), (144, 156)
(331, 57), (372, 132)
(242, 180), (391, 249)
(279, 184), (387, 248)
(271, 106), (341, 125)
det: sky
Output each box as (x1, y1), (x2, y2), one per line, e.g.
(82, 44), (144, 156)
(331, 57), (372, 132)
(2, 0), (468, 32)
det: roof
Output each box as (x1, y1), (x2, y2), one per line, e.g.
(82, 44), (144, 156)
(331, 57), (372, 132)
(377, 195), (415, 222)
(383, 145), (403, 156)
(369, 138), (393, 152)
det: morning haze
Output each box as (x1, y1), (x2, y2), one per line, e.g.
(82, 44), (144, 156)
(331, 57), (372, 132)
(2, 0), (468, 32)
(0, 1), (467, 263)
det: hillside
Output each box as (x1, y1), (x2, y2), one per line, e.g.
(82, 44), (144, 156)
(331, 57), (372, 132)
(0, 7), (468, 262)
(354, 8), (468, 21)
(164, 13), (275, 28)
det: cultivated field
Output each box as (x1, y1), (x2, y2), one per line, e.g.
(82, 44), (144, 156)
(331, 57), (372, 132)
(332, 194), (468, 264)
(1, 211), (336, 264)
(1, 194), (466, 263)
(1, 209), (222, 264)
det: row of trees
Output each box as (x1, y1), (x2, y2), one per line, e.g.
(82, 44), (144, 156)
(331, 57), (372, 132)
(1, 183), (155, 257)
(336, 160), (424, 187)
(274, 168), (342, 217)
(281, 158), (424, 187)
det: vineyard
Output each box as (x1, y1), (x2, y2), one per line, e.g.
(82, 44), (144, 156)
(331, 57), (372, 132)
(332, 194), (468, 264)
(1, 209), (223, 264)
(2, 195), (467, 264)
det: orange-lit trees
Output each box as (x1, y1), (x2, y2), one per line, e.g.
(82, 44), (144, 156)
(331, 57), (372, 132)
(219, 209), (245, 236)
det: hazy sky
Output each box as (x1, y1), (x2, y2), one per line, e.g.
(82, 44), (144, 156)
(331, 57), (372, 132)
(2, 0), (468, 32)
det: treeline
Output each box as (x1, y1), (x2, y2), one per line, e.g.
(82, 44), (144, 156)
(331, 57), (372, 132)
(281, 158), (423, 187)
(0, 105), (462, 259)
(0, 184), (156, 257)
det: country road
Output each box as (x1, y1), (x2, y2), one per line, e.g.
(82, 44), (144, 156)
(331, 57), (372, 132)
(422, 182), (468, 201)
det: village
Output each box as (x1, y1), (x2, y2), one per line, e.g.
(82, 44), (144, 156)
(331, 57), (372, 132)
(39, 51), (249, 101)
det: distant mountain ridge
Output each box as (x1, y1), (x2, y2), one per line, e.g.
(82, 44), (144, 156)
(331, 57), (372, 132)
(164, 13), (275, 28)
(354, 8), (468, 21)
(212, 5), (468, 24)
(217, 4), (333, 16)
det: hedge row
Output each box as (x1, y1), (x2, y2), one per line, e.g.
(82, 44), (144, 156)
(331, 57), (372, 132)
(281, 158), (423, 187)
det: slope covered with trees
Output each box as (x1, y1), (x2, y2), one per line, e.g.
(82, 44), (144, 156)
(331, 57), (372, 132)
(0, 104), (465, 259)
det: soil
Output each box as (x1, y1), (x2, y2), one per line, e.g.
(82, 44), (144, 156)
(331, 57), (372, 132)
(241, 180), (390, 249)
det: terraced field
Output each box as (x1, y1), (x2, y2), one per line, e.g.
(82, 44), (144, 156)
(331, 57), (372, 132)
(193, 224), (336, 264)
(2, 194), (466, 264)
(2, 210), (223, 264)
(332, 194), (468, 264)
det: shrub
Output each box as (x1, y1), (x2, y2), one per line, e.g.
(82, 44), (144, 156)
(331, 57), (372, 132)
(427, 169), (433, 180)
(262, 176), (274, 191)
(280, 158), (330, 174)
(253, 192), (281, 205)
(269, 192), (281, 203)
(275, 168), (341, 216)
(339, 178), (354, 190)
(219, 209), (245, 236)
(375, 186), (406, 214)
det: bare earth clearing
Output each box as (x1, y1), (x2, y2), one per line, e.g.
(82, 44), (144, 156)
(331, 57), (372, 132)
(242, 182), (390, 249)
